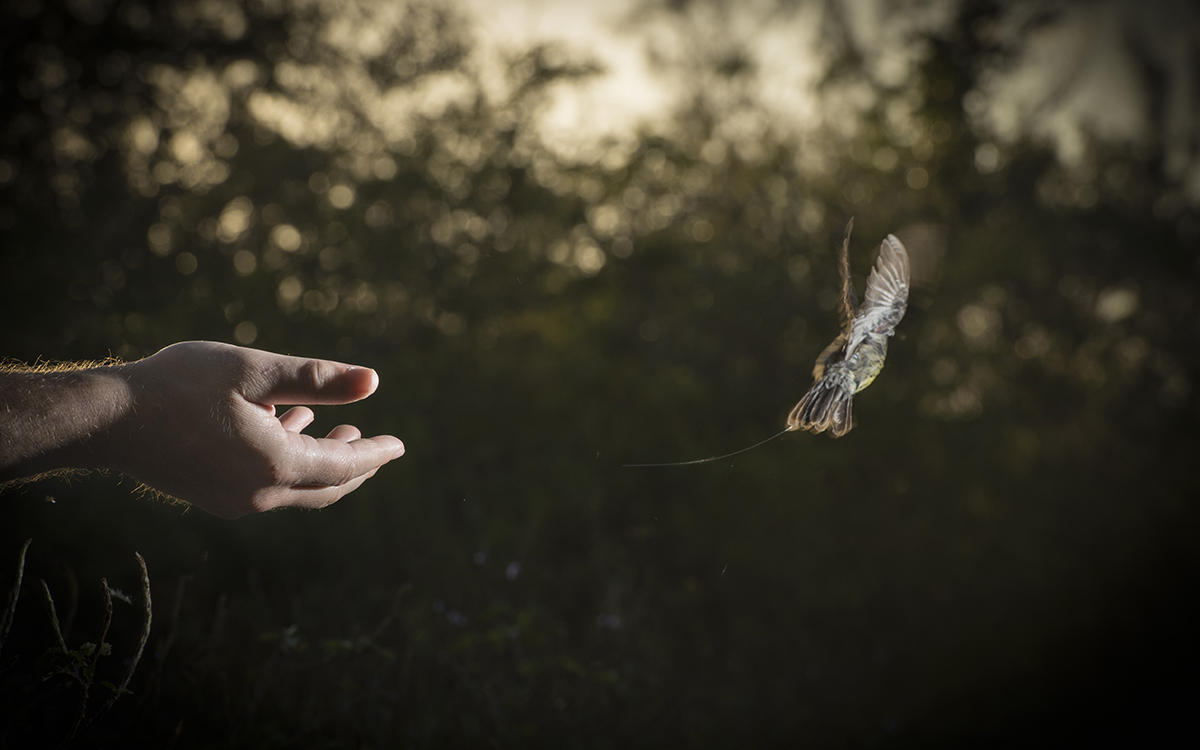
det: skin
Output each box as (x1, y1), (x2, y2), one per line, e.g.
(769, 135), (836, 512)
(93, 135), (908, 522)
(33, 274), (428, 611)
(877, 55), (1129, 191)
(0, 341), (405, 519)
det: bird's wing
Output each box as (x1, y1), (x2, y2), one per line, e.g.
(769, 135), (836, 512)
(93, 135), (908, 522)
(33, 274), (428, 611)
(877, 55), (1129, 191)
(811, 332), (847, 381)
(845, 234), (910, 357)
(836, 218), (859, 336)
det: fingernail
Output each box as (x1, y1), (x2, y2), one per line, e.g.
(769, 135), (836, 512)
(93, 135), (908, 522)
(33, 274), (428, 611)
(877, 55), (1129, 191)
(343, 367), (379, 397)
(392, 441), (405, 458)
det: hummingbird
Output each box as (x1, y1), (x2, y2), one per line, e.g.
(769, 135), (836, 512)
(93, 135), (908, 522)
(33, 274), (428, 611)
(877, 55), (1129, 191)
(624, 219), (910, 467)
(788, 218), (911, 437)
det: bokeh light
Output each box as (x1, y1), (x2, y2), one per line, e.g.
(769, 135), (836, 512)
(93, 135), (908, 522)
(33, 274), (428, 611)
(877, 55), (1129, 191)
(2, 0), (1199, 747)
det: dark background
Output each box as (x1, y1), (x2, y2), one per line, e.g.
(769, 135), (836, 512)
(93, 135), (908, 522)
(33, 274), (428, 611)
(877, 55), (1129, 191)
(2, 0), (1198, 747)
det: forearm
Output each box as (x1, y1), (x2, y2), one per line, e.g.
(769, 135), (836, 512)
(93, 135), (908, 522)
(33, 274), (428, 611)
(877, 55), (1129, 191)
(0, 364), (134, 483)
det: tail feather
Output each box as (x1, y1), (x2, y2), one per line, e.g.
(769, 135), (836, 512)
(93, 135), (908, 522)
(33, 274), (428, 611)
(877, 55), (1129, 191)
(788, 378), (854, 437)
(832, 390), (853, 437)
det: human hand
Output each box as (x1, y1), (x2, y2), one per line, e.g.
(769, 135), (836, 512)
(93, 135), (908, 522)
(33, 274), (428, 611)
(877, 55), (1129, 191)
(111, 341), (404, 519)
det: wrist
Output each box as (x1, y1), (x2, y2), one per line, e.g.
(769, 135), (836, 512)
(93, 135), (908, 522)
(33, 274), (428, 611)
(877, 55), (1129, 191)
(77, 364), (139, 471)
(0, 364), (136, 481)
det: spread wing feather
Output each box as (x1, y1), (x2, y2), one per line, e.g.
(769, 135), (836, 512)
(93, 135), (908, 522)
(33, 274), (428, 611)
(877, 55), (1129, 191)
(845, 234), (910, 357)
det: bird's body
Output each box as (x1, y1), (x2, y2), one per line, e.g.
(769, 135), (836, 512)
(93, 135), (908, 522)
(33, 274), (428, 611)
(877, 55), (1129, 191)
(788, 219), (910, 437)
(624, 219), (910, 467)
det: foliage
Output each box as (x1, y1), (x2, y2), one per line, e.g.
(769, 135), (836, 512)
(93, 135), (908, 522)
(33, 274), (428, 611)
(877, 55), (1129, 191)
(1, 1), (1198, 747)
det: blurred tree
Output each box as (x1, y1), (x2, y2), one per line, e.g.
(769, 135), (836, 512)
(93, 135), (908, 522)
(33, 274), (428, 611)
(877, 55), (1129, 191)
(1, 0), (1198, 748)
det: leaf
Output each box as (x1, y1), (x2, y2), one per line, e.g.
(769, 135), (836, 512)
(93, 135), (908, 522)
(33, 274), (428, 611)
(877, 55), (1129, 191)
(100, 680), (134, 696)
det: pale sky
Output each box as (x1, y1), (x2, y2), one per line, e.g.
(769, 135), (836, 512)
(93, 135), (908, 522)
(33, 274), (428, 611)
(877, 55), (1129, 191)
(453, 0), (952, 162)
(130, 0), (1200, 204)
(455, 0), (1200, 203)
(458, 0), (676, 161)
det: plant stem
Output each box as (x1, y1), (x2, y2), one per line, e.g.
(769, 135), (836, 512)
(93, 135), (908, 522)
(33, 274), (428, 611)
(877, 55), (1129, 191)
(41, 579), (68, 654)
(64, 580), (113, 746)
(0, 538), (32, 661)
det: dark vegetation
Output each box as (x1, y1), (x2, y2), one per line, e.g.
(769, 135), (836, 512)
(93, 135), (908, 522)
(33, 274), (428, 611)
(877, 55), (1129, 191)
(1, 1), (1198, 747)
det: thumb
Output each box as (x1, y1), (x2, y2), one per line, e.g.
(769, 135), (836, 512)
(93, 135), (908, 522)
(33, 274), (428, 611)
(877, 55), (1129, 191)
(245, 354), (380, 406)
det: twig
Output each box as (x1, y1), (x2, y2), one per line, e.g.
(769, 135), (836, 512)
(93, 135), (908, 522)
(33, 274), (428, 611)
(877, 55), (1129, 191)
(63, 580), (113, 746)
(138, 574), (191, 711)
(0, 538), (32, 661)
(120, 552), (152, 697)
(41, 579), (68, 654)
(91, 581), (113, 682)
(79, 553), (153, 736)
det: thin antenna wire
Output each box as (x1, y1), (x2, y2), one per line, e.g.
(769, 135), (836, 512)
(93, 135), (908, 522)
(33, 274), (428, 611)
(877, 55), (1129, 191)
(624, 426), (796, 467)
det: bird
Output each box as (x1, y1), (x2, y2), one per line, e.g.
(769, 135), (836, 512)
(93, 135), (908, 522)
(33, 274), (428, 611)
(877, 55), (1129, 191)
(787, 218), (911, 437)
(623, 219), (910, 467)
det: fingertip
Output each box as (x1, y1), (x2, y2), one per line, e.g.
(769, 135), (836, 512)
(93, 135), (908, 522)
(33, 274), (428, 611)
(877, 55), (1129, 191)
(390, 438), (405, 459)
(279, 405), (316, 432)
(325, 423), (363, 442)
(347, 366), (379, 398)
